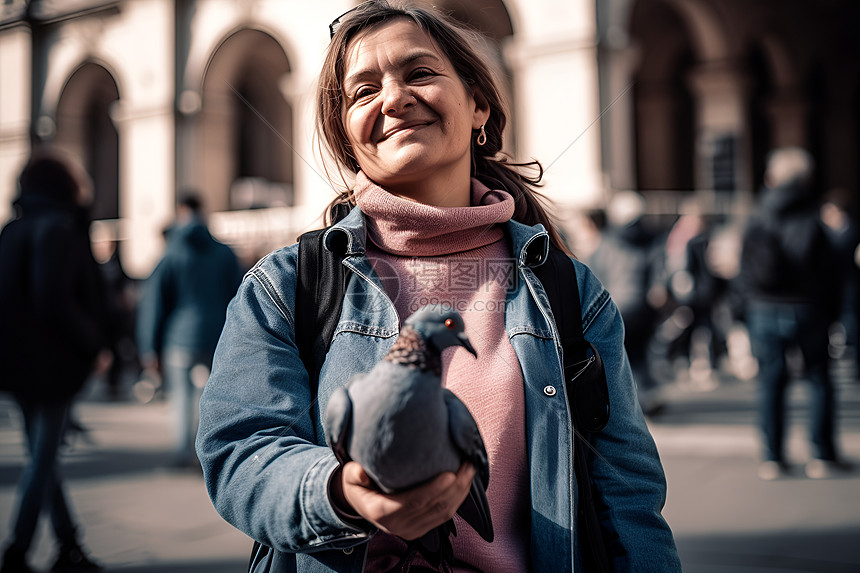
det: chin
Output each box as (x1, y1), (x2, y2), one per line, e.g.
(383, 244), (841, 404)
(369, 159), (435, 184)
(369, 170), (430, 191)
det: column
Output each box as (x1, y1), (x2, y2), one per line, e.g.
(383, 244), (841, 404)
(687, 61), (753, 197)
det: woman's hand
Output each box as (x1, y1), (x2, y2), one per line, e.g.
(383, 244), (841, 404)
(331, 461), (476, 540)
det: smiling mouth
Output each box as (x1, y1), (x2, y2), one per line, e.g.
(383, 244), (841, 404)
(378, 121), (434, 142)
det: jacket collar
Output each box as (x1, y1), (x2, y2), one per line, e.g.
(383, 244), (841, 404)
(323, 207), (550, 268)
(506, 218), (550, 268)
(323, 206), (366, 256)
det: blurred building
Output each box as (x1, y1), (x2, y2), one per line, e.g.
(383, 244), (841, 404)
(1, 0), (858, 276)
(598, 0), (860, 221)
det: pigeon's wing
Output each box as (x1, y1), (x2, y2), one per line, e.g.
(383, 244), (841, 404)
(443, 389), (494, 543)
(413, 520), (457, 569)
(324, 384), (354, 466)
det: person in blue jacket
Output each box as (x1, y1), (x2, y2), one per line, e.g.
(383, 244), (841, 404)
(136, 192), (242, 467)
(196, 1), (680, 571)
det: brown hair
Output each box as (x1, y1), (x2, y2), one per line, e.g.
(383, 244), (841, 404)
(315, 0), (567, 252)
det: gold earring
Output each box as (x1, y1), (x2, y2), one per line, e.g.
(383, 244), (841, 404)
(476, 124), (487, 146)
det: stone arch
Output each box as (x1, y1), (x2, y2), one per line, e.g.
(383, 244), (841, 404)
(629, 0), (696, 190)
(745, 30), (813, 192)
(54, 61), (120, 220)
(197, 28), (293, 212)
(659, 0), (730, 62)
(756, 34), (800, 91)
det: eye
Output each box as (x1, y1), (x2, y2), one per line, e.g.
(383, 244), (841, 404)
(410, 68), (435, 81)
(353, 86), (378, 100)
(444, 318), (455, 329)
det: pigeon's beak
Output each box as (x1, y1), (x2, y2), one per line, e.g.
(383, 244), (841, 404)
(458, 332), (478, 357)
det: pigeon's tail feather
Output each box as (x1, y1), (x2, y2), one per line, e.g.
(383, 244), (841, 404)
(410, 520), (456, 570)
(455, 472), (494, 542)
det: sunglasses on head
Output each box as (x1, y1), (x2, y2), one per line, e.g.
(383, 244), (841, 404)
(329, 1), (377, 39)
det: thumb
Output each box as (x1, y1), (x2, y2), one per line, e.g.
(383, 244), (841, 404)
(344, 462), (375, 488)
(355, 466), (374, 488)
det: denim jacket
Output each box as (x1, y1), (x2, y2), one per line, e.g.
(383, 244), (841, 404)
(196, 208), (681, 572)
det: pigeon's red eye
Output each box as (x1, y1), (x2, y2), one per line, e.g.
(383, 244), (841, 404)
(445, 318), (455, 329)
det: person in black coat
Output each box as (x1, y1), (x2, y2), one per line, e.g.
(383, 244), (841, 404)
(0, 148), (107, 572)
(739, 147), (848, 481)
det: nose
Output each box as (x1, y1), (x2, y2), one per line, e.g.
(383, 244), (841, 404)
(381, 80), (414, 115)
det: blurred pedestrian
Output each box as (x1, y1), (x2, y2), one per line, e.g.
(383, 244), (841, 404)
(588, 190), (664, 414)
(739, 147), (849, 480)
(0, 147), (106, 572)
(819, 188), (860, 365)
(653, 203), (730, 387)
(136, 192), (242, 467)
(92, 229), (140, 401)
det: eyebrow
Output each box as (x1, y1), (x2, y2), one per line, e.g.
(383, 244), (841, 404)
(344, 50), (443, 89)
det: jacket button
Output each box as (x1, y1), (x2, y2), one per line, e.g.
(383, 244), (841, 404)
(343, 547), (354, 555)
(543, 385), (557, 397)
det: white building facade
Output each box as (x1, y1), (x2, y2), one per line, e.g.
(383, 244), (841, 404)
(1, 0), (858, 276)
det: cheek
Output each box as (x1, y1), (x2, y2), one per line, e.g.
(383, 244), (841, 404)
(442, 112), (473, 147)
(345, 107), (377, 150)
(439, 95), (474, 137)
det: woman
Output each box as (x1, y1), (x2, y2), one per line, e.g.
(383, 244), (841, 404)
(196, 2), (680, 571)
(0, 148), (105, 572)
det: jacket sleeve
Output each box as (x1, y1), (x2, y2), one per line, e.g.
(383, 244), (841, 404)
(195, 248), (374, 553)
(135, 257), (174, 361)
(575, 259), (682, 572)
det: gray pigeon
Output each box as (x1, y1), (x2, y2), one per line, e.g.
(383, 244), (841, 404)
(324, 303), (493, 568)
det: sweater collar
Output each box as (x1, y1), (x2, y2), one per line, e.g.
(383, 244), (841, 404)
(351, 171), (515, 256)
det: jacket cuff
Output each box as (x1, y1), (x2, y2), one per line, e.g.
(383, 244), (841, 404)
(301, 453), (375, 541)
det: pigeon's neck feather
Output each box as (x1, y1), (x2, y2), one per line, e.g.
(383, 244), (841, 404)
(384, 325), (442, 377)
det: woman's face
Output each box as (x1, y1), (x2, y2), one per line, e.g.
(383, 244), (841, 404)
(341, 18), (489, 203)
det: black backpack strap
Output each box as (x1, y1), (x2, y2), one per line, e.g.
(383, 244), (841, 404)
(533, 246), (610, 432)
(295, 228), (352, 397)
(534, 245), (613, 573)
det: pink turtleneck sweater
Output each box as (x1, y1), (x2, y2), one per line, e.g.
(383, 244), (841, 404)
(354, 172), (530, 572)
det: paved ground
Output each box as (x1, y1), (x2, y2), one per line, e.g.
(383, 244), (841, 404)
(0, 362), (858, 572)
(652, 368), (860, 573)
(0, 393), (249, 572)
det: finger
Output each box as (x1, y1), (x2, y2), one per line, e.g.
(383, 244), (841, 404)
(344, 467), (470, 540)
(358, 472), (454, 535)
(403, 471), (462, 516)
(341, 464), (395, 529)
(424, 470), (458, 493)
(455, 461), (477, 484)
(389, 471), (468, 540)
(342, 462), (375, 489)
(447, 463), (476, 508)
(389, 471), (457, 513)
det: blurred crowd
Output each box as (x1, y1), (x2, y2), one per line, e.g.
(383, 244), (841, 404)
(580, 147), (856, 482)
(1, 143), (858, 570)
